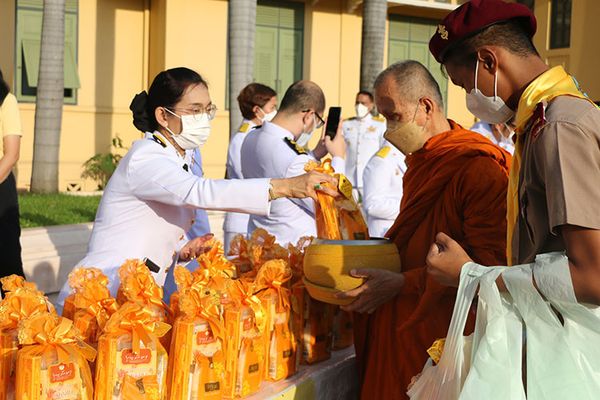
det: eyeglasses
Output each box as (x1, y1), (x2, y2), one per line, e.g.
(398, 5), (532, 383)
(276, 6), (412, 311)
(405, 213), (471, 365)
(303, 109), (325, 129)
(167, 104), (218, 121)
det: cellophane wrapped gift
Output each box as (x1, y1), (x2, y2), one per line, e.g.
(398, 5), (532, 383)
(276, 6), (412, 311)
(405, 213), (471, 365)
(305, 160), (369, 240)
(94, 302), (170, 400)
(117, 261), (172, 351)
(62, 269), (118, 346)
(15, 313), (96, 400)
(62, 268), (107, 320)
(332, 307), (354, 350)
(222, 279), (266, 398)
(167, 283), (226, 400)
(0, 276), (54, 400)
(254, 260), (296, 381)
(228, 229), (289, 278)
(291, 284), (334, 365)
(287, 237), (314, 284)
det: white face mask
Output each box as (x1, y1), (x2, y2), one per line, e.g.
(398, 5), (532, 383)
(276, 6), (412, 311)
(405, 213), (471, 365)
(466, 60), (515, 124)
(355, 103), (370, 119)
(164, 108), (211, 150)
(259, 107), (277, 123)
(296, 114), (316, 148)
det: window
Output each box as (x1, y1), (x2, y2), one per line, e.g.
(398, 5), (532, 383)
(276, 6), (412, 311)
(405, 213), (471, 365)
(254, 0), (304, 95)
(388, 16), (448, 108)
(15, 0), (80, 104)
(550, 0), (572, 49)
(516, 0), (535, 10)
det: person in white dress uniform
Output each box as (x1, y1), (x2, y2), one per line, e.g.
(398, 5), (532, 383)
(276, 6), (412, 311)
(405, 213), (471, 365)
(362, 141), (406, 238)
(241, 80), (347, 245)
(223, 83), (277, 252)
(342, 91), (387, 202)
(470, 120), (515, 154)
(56, 68), (337, 310)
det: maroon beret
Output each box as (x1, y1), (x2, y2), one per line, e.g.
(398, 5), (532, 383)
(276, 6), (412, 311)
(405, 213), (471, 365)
(429, 0), (537, 63)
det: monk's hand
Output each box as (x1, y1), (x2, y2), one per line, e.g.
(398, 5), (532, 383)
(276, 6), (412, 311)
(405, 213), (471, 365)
(426, 232), (472, 287)
(337, 269), (405, 314)
(179, 233), (214, 262)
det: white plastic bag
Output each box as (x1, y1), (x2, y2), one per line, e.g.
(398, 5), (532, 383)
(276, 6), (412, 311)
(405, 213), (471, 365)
(459, 267), (526, 400)
(504, 253), (600, 400)
(407, 262), (484, 400)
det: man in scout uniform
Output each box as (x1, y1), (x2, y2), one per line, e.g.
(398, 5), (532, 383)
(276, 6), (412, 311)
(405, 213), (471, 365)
(362, 140), (406, 238)
(426, 0), (600, 306)
(241, 80), (346, 245)
(342, 91), (387, 202)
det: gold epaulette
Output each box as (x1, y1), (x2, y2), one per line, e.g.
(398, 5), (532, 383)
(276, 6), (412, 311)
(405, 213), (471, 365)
(284, 137), (307, 155)
(375, 146), (391, 158)
(372, 114), (386, 123)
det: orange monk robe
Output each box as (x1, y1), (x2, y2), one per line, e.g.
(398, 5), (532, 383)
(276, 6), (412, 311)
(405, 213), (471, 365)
(353, 121), (511, 400)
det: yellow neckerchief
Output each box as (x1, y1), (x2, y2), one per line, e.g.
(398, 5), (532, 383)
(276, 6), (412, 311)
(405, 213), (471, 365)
(507, 66), (596, 264)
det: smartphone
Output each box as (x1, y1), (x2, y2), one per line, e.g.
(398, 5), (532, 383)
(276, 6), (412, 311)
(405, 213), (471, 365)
(325, 107), (342, 140)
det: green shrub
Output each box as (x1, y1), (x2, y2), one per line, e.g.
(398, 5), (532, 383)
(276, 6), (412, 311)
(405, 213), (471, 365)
(81, 137), (126, 189)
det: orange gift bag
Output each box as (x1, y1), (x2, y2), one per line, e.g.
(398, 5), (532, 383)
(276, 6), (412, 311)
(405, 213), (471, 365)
(15, 313), (96, 400)
(94, 302), (170, 400)
(222, 279), (266, 398)
(254, 260), (296, 381)
(62, 268), (108, 320)
(0, 277), (54, 400)
(167, 283), (226, 400)
(305, 159), (369, 240)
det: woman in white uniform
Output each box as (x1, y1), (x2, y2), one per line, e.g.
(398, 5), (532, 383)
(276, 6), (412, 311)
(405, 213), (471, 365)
(223, 83), (277, 252)
(56, 68), (335, 308)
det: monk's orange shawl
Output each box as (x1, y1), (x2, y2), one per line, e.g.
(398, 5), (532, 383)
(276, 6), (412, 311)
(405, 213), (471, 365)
(354, 121), (511, 400)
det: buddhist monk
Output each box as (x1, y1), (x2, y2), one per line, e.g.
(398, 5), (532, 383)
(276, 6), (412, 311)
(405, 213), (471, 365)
(336, 60), (511, 399)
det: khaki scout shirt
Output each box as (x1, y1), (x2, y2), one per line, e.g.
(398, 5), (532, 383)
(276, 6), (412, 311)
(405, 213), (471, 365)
(512, 96), (600, 264)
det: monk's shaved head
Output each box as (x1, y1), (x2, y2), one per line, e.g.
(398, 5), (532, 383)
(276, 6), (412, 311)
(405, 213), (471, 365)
(374, 61), (444, 109)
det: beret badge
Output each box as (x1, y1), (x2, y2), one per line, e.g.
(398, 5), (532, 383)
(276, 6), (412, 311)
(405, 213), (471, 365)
(437, 24), (449, 40)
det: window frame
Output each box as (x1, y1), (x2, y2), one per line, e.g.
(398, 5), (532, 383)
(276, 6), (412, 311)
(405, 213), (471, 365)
(14, 0), (80, 104)
(549, 0), (572, 49)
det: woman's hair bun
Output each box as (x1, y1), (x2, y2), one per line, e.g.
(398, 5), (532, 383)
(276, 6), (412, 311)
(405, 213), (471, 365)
(129, 91), (152, 132)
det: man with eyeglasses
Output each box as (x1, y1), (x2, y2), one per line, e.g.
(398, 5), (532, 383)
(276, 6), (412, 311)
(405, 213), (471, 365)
(241, 80), (347, 245)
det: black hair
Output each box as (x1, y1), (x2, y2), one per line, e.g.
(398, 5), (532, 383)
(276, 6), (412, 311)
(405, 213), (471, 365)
(279, 80), (325, 115)
(237, 83), (277, 120)
(357, 90), (374, 102)
(442, 20), (539, 67)
(0, 69), (10, 106)
(129, 67), (207, 132)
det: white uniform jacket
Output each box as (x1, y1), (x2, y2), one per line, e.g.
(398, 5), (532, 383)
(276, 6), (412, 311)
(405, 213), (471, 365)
(362, 142), (406, 238)
(223, 120), (258, 235)
(342, 114), (387, 196)
(57, 132), (271, 305)
(241, 121), (345, 245)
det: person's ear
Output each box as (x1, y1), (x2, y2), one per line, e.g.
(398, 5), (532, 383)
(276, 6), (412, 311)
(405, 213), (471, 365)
(421, 97), (435, 116)
(302, 110), (313, 126)
(477, 47), (498, 75)
(252, 105), (261, 117)
(155, 107), (169, 129)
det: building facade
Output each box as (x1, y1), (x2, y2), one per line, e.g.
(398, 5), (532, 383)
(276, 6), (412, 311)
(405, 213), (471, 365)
(0, 0), (594, 191)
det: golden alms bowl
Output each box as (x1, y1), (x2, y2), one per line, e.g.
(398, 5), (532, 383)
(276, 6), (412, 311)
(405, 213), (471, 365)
(303, 239), (402, 293)
(302, 277), (354, 306)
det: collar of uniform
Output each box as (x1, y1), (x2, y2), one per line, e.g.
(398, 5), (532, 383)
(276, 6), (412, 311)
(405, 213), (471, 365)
(150, 130), (191, 163)
(358, 113), (373, 123)
(261, 121), (295, 140)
